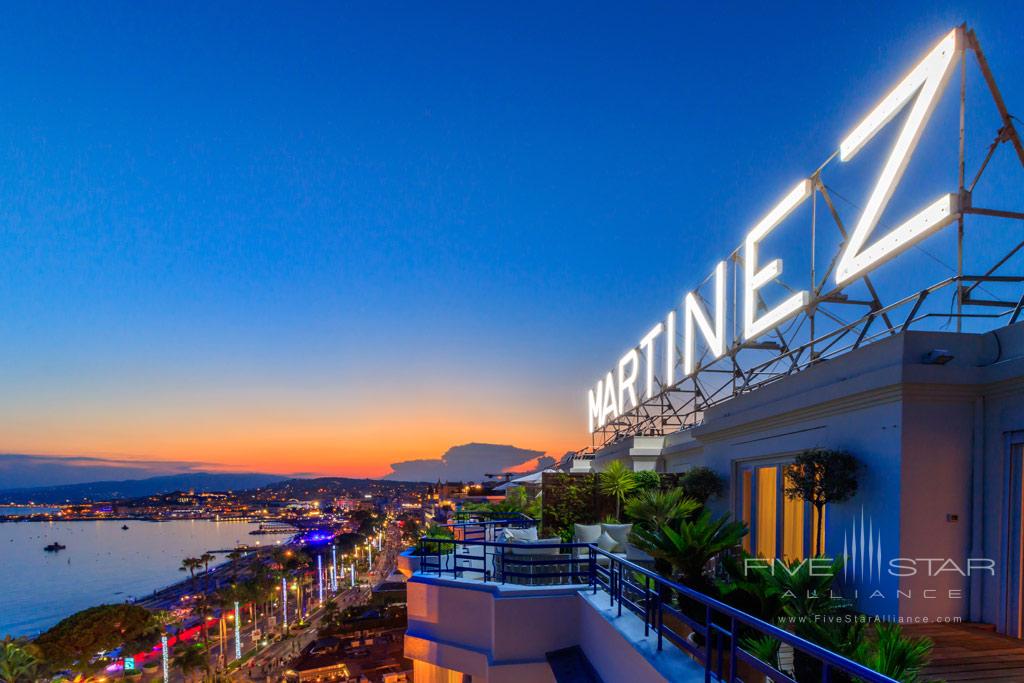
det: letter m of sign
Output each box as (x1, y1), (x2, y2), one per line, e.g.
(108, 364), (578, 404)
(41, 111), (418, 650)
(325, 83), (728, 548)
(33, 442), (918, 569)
(835, 29), (961, 286)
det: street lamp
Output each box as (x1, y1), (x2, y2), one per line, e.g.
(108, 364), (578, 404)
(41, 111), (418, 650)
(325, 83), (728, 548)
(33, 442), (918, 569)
(317, 554), (323, 605)
(161, 635), (169, 683)
(281, 577), (288, 629)
(234, 601), (241, 660)
(330, 545), (338, 591)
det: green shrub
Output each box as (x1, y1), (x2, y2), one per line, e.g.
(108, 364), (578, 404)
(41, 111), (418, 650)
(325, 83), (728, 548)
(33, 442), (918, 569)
(678, 467), (725, 505)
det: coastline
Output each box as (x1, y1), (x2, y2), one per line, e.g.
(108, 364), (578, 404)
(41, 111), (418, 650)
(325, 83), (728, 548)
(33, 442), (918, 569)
(0, 515), (258, 524)
(0, 519), (293, 637)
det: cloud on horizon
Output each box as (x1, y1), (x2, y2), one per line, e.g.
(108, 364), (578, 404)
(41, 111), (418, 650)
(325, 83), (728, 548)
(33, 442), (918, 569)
(383, 443), (555, 482)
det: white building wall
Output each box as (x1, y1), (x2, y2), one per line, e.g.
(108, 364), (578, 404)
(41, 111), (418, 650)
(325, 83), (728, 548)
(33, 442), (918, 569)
(898, 385), (974, 621)
(405, 579), (576, 682)
(604, 324), (1024, 628)
(405, 577), (702, 682)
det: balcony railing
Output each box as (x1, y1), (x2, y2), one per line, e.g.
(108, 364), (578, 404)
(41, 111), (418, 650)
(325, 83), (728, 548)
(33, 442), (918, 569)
(417, 519), (897, 683)
(451, 508), (532, 522)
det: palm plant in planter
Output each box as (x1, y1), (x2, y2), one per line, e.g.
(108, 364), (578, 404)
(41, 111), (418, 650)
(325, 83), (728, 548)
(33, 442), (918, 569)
(739, 634), (781, 675)
(630, 509), (747, 593)
(599, 460), (637, 522)
(717, 551), (789, 625)
(767, 555), (848, 623)
(858, 622), (934, 683)
(631, 511), (747, 658)
(623, 487), (698, 531)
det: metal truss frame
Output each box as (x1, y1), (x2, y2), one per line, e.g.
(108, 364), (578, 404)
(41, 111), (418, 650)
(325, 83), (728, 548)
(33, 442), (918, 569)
(588, 25), (1024, 453)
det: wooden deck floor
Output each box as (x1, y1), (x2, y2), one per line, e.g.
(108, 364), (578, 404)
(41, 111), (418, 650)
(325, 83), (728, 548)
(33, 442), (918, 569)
(905, 623), (1024, 682)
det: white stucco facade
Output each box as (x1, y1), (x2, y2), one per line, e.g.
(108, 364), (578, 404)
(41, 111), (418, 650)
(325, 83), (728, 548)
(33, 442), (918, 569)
(592, 323), (1024, 631)
(404, 575), (703, 682)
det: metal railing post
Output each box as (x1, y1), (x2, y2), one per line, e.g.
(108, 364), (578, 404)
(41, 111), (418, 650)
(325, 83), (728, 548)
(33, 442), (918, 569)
(644, 575), (651, 637)
(728, 616), (737, 683)
(616, 561), (622, 617)
(590, 548), (597, 594)
(609, 559), (615, 607)
(657, 590), (663, 652)
(500, 545), (506, 585)
(705, 605), (713, 681)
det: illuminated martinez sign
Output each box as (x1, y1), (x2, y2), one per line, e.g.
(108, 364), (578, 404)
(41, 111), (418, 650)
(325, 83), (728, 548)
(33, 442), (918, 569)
(588, 28), (966, 434)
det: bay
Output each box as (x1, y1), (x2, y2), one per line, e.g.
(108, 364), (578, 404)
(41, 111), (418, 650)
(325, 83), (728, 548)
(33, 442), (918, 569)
(0, 519), (274, 636)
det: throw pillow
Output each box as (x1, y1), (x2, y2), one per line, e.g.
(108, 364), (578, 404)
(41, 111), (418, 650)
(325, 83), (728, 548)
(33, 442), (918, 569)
(601, 523), (632, 552)
(596, 531), (618, 553)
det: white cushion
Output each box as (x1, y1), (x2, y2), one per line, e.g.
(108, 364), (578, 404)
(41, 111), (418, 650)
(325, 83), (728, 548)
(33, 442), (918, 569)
(596, 531), (618, 553)
(509, 537), (561, 555)
(503, 527), (538, 543)
(601, 523), (632, 552)
(573, 523), (602, 544)
(534, 537), (563, 556)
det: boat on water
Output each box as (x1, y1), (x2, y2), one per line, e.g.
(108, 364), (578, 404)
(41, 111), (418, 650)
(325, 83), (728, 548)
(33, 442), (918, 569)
(121, 524), (130, 530)
(44, 542), (67, 552)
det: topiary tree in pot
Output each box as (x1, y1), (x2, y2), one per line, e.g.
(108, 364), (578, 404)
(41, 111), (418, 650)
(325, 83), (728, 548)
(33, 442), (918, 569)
(632, 469), (661, 492)
(678, 466), (725, 507)
(784, 448), (859, 557)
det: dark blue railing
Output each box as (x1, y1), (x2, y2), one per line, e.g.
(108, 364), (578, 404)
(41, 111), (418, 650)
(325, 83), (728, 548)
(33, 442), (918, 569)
(443, 513), (534, 542)
(451, 509), (533, 523)
(417, 527), (897, 683)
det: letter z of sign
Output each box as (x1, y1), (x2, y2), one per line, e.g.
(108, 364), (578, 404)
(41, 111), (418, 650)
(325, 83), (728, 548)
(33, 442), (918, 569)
(835, 29), (961, 286)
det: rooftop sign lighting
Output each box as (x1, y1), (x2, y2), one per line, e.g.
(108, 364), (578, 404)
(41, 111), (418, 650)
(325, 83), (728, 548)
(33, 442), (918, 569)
(587, 27), (968, 434)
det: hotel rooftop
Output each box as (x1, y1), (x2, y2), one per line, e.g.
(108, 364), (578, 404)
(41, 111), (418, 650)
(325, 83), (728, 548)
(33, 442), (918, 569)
(399, 24), (1024, 683)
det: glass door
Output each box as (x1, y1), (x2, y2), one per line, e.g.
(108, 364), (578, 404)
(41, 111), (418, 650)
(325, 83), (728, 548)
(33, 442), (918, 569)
(739, 461), (818, 561)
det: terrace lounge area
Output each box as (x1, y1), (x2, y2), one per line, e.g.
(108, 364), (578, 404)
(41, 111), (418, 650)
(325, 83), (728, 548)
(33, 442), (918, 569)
(402, 514), (899, 683)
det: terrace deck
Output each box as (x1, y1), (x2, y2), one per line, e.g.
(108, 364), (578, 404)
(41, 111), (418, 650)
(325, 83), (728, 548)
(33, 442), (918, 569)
(904, 622), (1024, 682)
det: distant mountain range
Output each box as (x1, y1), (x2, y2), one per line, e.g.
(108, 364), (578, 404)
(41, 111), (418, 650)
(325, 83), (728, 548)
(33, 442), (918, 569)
(261, 476), (427, 498)
(0, 472), (288, 504)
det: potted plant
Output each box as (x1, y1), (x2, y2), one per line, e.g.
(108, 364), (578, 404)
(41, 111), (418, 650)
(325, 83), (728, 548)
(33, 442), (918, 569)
(678, 467), (725, 507)
(630, 510), (747, 650)
(784, 448), (859, 556)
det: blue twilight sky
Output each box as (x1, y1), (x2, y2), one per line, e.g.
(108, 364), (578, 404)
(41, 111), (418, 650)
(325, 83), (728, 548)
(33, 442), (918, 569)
(0, 1), (1022, 476)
